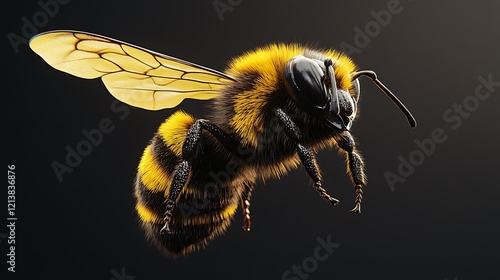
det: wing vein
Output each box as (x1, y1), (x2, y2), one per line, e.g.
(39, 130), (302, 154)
(30, 30), (235, 110)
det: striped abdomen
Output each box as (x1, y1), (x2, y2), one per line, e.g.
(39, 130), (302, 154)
(134, 111), (247, 256)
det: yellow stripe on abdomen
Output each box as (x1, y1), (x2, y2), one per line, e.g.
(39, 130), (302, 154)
(138, 145), (172, 193)
(136, 202), (162, 223)
(219, 202), (238, 220)
(181, 202), (238, 226)
(158, 111), (195, 157)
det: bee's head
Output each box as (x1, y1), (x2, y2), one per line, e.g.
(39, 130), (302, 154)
(283, 56), (416, 130)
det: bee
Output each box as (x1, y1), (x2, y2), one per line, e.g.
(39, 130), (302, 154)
(30, 30), (416, 257)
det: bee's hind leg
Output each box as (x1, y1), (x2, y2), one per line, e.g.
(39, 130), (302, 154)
(241, 183), (254, 231)
(160, 119), (250, 234)
(160, 160), (190, 235)
(160, 119), (205, 234)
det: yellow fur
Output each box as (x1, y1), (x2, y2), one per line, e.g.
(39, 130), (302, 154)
(181, 202), (238, 226)
(260, 156), (302, 181)
(158, 111), (195, 157)
(31, 30), (375, 257)
(138, 145), (172, 193)
(225, 44), (304, 81)
(323, 49), (358, 90)
(136, 202), (161, 223)
(226, 44), (304, 146)
(225, 44), (357, 146)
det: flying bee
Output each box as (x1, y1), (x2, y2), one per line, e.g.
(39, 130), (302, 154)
(30, 30), (416, 257)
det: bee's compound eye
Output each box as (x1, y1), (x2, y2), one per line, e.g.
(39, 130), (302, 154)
(284, 56), (329, 111)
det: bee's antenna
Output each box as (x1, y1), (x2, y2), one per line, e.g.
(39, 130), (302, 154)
(351, 70), (417, 128)
(324, 59), (339, 115)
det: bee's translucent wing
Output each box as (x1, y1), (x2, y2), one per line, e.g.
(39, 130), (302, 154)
(30, 30), (234, 110)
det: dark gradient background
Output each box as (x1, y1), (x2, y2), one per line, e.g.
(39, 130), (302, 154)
(3, 0), (500, 279)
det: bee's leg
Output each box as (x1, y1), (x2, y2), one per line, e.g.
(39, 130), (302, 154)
(274, 108), (340, 206)
(160, 160), (190, 234)
(241, 183), (253, 231)
(335, 132), (367, 213)
(161, 119), (251, 234)
(297, 144), (340, 206)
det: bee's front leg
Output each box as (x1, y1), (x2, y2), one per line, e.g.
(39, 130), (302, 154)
(274, 108), (340, 207)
